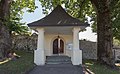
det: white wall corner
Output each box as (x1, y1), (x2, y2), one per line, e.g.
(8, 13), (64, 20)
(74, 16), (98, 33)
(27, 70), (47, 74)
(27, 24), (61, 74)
(72, 50), (82, 65)
(34, 50), (45, 65)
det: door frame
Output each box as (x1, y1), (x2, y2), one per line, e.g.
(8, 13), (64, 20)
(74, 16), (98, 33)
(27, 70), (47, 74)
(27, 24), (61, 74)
(51, 36), (65, 55)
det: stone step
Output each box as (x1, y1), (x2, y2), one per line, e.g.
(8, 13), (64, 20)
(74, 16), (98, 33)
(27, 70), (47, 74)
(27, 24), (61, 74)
(46, 58), (71, 62)
(46, 61), (72, 64)
(46, 56), (72, 64)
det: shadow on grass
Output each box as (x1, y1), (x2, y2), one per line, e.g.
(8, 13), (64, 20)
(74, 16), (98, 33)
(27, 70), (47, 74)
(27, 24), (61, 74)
(83, 60), (120, 74)
(0, 50), (35, 74)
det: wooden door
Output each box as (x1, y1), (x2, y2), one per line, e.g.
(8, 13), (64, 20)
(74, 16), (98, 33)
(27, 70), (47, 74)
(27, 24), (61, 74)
(53, 39), (58, 54)
(53, 38), (64, 54)
(59, 40), (64, 53)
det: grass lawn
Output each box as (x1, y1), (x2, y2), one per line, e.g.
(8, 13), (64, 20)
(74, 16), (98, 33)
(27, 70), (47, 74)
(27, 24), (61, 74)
(84, 60), (120, 74)
(0, 50), (35, 74)
(0, 51), (120, 74)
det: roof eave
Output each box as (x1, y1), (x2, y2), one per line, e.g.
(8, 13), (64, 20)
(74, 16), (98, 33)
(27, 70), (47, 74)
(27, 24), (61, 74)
(28, 23), (89, 27)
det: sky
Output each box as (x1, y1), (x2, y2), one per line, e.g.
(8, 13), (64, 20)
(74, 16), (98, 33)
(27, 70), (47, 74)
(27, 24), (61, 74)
(22, 0), (97, 42)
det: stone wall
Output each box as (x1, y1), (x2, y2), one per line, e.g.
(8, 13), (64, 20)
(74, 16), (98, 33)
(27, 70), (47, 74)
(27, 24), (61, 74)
(12, 34), (37, 51)
(10, 35), (120, 61)
(114, 49), (120, 61)
(80, 40), (97, 60)
(113, 46), (120, 61)
(12, 35), (97, 59)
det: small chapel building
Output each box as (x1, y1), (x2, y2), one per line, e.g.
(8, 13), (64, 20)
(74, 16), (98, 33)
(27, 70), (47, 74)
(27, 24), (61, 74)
(28, 5), (89, 65)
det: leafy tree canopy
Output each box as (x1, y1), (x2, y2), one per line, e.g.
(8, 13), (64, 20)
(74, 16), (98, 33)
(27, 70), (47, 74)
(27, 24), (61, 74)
(39, 0), (120, 41)
(7, 0), (37, 35)
(111, 0), (120, 41)
(40, 0), (95, 22)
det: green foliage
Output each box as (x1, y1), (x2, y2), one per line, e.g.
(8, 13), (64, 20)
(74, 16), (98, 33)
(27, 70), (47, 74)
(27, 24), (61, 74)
(113, 38), (120, 45)
(39, 0), (95, 22)
(8, 0), (37, 35)
(40, 0), (120, 41)
(111, 0), (120, 40)
(90, 0), (120, 41)
(91, 21), (97, 32)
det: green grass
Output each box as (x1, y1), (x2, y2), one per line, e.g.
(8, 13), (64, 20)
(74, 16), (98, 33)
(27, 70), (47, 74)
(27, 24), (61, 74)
(0, 50), (35, 74)
(84, 60), (120, 74)
(1, 51), (120, 74)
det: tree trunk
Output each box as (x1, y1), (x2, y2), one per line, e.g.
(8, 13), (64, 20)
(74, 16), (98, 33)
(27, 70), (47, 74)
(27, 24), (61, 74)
(90, 0), (115, 67)
(0, 0), (12, 59)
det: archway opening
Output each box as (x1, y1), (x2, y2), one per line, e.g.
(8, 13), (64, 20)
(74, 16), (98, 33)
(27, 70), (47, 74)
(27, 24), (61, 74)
(53, 38), (64, 54)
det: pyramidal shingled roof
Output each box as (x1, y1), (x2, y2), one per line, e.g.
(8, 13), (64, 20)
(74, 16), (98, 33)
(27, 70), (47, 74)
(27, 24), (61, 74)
(28, 5), (89, 27)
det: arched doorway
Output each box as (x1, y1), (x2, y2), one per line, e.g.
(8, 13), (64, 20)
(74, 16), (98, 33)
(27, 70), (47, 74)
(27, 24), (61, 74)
(53, 38), (64, 54)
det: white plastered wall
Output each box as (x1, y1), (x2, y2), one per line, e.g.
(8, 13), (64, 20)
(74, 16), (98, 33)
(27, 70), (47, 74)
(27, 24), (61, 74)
(44, 34), (73, 57)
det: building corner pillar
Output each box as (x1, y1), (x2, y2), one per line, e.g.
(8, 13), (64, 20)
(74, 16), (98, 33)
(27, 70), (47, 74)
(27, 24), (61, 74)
(34, 28), (45, 65)
(72, 27), (82, 65)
